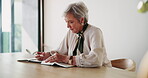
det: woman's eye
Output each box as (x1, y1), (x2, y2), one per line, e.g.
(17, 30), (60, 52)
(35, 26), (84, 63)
(70, 21), (73, 23)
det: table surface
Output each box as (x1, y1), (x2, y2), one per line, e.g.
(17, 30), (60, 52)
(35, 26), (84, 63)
(0, 53), (137, 78)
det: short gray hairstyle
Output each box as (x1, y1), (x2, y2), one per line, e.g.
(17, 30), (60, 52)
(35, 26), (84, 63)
(64, 2), (88, 23)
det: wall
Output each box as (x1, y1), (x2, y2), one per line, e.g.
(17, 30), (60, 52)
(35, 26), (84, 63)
(44, 0), (148, 70)
(22, 0), (39, 52)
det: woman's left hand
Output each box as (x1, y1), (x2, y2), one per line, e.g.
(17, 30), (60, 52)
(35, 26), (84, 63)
(45, 53), (69, 63)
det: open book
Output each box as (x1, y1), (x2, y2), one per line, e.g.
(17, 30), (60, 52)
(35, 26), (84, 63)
(41, 61), (74, 68)
(17, 58), (42, 63)
(17, 58), (74, 68)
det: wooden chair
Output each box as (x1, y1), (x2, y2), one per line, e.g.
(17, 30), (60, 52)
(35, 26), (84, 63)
(111, 58), (136, 72)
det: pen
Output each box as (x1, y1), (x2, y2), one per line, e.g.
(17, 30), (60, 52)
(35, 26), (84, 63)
(26, 49), (32, 54)
(26, 49), (43, 57)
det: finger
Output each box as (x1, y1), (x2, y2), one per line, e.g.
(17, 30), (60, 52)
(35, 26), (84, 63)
(45, 56), (55, 63)
(38, 58), (43, 61)
(37, 57), (44, 61)
(48, 60), (56, 63)
(42, 52), (45, 56)
(36, 52), (44, 57)
(35, 54), (41, 58)
(37, 52), (43, 54)
(45, 58), (51, 63)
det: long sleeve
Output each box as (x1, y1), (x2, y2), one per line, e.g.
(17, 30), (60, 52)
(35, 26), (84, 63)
(75, 26), (111, 67)
(53, 25), (111, 67)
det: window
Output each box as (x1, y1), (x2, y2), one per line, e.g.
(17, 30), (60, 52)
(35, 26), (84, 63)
(0, 0), (43, 53)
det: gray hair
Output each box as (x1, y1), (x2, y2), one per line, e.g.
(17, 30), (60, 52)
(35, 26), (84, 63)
(64, 2), (88, 24)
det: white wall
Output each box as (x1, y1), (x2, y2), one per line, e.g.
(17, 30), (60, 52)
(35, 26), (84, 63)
(22, 0), (39, 52)
(44, 0), (148, 70)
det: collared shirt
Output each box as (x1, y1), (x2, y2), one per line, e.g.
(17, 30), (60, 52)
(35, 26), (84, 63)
(54, 24), (112, 67)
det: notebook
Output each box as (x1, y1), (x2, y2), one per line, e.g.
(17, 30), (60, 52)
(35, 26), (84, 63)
(41, 61), (74, 68)
(17, 58), (74, 68)
(17, 58), (42, 63)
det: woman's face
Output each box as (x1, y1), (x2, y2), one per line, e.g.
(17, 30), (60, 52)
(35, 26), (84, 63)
(65, 13), (83, 33)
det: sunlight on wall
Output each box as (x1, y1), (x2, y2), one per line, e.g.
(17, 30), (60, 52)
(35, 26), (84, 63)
(2, 0), (11, 32)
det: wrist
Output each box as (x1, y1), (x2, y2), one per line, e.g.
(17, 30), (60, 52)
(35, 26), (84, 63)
(72, 56), (76, 66)
(64, 56), (71, 63)
(68, 56), (73, 65)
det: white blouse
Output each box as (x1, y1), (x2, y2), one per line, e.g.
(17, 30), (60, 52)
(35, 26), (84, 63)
(55, 24), (112, 67)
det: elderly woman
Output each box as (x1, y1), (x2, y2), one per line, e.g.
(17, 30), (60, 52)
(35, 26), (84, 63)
(35, 2), (111, 67)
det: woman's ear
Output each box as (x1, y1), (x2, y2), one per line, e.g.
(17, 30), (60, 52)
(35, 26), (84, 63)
(80, 17), (85, 25)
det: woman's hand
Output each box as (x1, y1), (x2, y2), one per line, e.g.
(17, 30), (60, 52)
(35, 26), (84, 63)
(45, 53), (70, 63)
(35, 52), (50, 61)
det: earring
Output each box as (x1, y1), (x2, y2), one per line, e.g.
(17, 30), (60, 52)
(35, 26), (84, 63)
(81, 23), (84, 26)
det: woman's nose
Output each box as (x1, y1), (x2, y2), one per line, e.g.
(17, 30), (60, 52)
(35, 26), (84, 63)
(67, 23), (70, 28)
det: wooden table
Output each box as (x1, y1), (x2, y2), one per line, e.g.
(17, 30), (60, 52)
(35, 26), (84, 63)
(0, 53), (136, 78)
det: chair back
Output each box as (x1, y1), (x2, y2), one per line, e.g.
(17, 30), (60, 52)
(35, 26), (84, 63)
(111, 58), (136, 72)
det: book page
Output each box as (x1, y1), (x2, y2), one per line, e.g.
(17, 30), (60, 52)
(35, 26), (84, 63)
(17, 58), (41, 63)
(18, 58), (74, 68)
(28, 58), (42, 63)
(41, 61), (74, 68)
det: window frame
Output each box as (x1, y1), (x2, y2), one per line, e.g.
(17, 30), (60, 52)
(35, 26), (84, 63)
(0, 0), (44, 53)
(38, 0), (44, 52)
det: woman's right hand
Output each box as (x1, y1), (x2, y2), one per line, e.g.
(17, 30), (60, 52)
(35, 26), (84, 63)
(35, 52), (50, 61)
